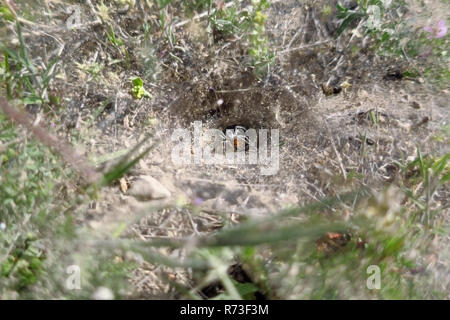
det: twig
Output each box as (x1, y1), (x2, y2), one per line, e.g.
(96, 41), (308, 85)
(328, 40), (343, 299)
(285, 13), (307, 50)
(327, 127), (347, 181)
(185, 210), (200, 235)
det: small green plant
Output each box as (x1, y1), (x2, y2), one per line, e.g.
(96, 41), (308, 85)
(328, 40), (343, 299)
(208, 3), (244, 36)
(106, 26), (124, 48)
(0, 96), (156, 298)
(75, 61), (104, 81)
(1, 233), (45, 289)
(0, 21), (60, 105)
(335, 1), (366, 36)
(335, 1), (449, 86)
(395, 149), (449, 224)
(156, 0), (174, 9)
(106, 25), (131, 66)
(247, 0), (273, 76)
(131, 77), (152, 99)
(142, 21), (152, 40)
(207, 0), (273, 77)
(155, 1), (179, 48)
(0, 111), (69, 294)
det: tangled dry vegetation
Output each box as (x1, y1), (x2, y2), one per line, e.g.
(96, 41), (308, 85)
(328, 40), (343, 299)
(0, 0), (449, 299)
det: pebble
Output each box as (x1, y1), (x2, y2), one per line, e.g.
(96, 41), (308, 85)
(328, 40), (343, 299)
(410, 101), (421, 109)
(128, 175), (171, 200)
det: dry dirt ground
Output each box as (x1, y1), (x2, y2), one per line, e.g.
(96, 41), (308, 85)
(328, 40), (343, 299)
(3, 0), (449, 298)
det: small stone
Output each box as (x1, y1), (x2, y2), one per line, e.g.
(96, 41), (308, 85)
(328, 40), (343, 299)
(129, 175), (171, 200)
(92, 287), (114, 300)
(119, 177), (128, 193)
(410, 101), (421, 109)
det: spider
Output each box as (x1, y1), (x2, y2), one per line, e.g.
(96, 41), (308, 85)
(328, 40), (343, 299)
(221, 125), (250, 152)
